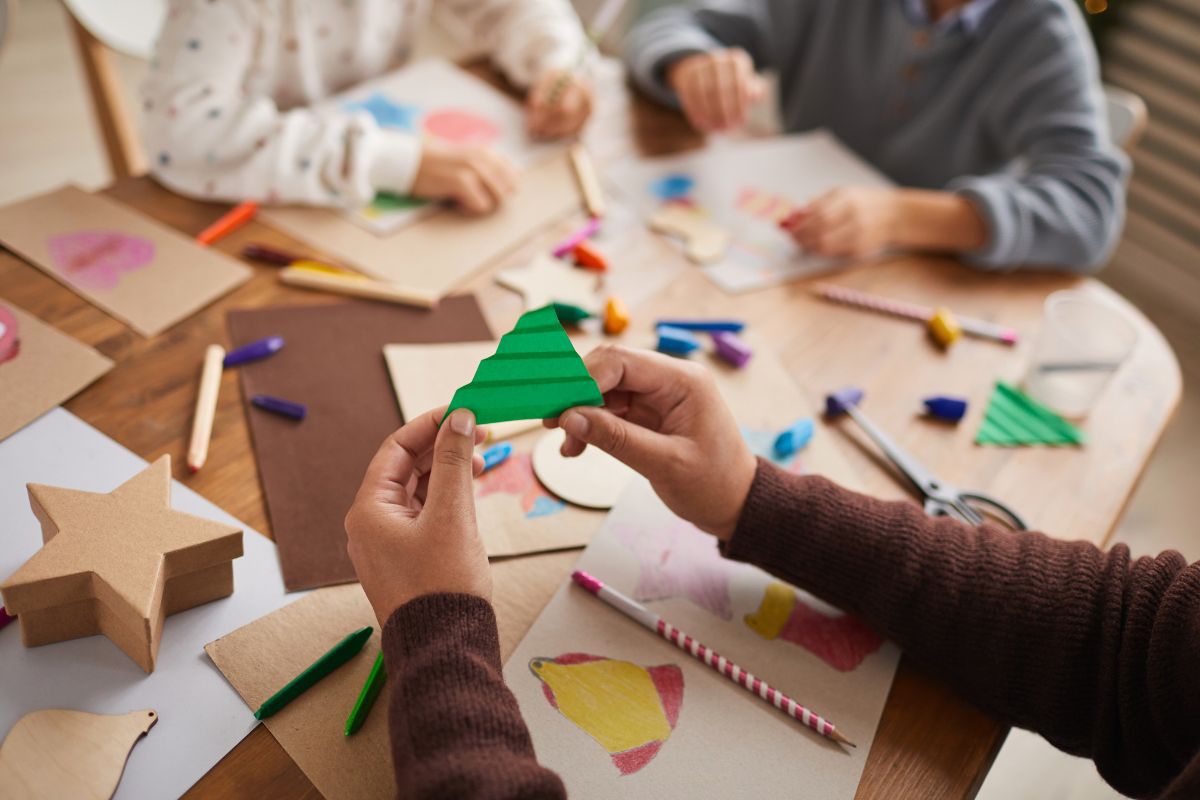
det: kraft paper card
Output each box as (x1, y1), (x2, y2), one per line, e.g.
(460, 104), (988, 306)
(610, 131), (893, 294)
(228, 297), (492, 591)
(0, 301), (112, 442)
(258, 156), (579, 302)
(504, 477), (900, 798)
(0, 408), (296, 799)
(0, 185), (251, 335)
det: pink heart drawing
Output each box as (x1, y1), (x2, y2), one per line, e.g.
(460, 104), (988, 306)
(46, 231), (156, 291)
(423, 109), (501, 146)
(0, 305), (19, 364)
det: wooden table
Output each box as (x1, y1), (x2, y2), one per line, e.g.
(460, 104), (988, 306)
(0, 64), (1181, 799)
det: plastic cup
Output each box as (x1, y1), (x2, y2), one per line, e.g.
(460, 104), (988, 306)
(1023, 290), (1138, 418)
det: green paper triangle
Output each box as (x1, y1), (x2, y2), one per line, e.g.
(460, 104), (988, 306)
(444, 305), (603, 424)
(975, 381), (1086, 447)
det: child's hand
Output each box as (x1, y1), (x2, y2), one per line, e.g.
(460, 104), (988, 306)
(526, 69), (594, 139)
(345, 408), (490, 628)
(545, 346), (757, 541)
(782, 187), (900, 259)
(666, 48), (765, 132)
(411, 141), (519, 214)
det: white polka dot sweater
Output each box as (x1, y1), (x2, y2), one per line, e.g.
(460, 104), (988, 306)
(141, 0), (585, 207)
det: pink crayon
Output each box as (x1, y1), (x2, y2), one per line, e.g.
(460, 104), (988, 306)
(812, 283), (1018, 346)
(551, 218), (602, 259)
(571, 570), (855, 747)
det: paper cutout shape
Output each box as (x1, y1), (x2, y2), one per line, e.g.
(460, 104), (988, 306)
(0, 305), (19, 364)
(0, 708), (157, 800)
(444, 305), (603, 425)
(0, 456), (243, 672)
(744, 582), (884, 672)
(0, 185), (250, 336)
(424, 109), (501, 145)
(530, 653), (683, 776)
(531, 428), (636, 510)
(46, 230), (155, 291)
(344, 92), (420, 130)
(648, 204), (730, 264)
(649, 173), (694, 201)
(0, 303), (112, 443)
(496, 253), (600, 311)
(975, 381), (1086, 446)
(477, 451), (566, 519)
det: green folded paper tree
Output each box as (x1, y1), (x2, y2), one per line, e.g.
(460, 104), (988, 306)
(976, 381), (1086, 446)
(444, 305), (603, 424)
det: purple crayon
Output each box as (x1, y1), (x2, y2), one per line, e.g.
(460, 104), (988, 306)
(251, 394), (307, 420)
(225, 336), (284, 367)
(711, 331), (753, 368)
(825, 387), (865, 418)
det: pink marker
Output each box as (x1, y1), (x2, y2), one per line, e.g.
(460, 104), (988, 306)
(570, 569), (855, 747)
(551, 218), (602, 259)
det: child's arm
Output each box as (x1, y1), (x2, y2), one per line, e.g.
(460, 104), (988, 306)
(141, 1), (424, 208)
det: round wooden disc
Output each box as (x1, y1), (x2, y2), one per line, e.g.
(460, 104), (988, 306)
(530, 428), (637, 510)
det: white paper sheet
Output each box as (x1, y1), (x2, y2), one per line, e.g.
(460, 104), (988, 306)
(0, 408), (299, 799)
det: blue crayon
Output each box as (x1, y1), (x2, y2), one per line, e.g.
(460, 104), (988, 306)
(656, 326), (701, 356)
(923, 395), (968, 423)
(825, 387), (865, 418)
(225, 335), (285, 367)
(773, 417), (815, 459)
(251, 394), (307, 420)
(655, 319), (745, 333)
(481, 442), (513, 472)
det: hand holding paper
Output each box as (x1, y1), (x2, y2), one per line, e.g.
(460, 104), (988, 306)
(345, 407), (490, 627)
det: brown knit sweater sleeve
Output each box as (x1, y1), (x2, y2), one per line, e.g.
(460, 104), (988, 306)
(381, 593), (566, 800)
(726, 459), (1200, 800)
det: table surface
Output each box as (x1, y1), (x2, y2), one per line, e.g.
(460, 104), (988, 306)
(0, 63), (1182, 800)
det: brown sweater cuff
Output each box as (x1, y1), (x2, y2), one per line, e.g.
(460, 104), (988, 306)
(382, 592), (503, 673)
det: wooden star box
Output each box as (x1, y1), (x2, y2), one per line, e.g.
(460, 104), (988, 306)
(0, 456), (243, 672)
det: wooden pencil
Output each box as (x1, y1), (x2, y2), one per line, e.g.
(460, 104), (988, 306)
(186, 344), (225, 473)
(569, 144), (606, 219)
(278, 266), (438, 309)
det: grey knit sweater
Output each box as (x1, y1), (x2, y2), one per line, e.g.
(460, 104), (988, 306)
(624, 0), (1130, 273)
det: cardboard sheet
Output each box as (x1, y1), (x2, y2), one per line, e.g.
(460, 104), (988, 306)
(0, 408), (296, 799)
(0, 185), (251, 335)
(0, 301), (112, 442)
(227, 297), (492, 591)
(504, 478), (901, 798)
(609, 131), (894, 294)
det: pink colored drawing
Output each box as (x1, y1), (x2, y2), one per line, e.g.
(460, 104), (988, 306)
(423, 109), (501, 145)
(613, 517), (743, 620)
(46, 231), (155, 291)
(0, 305), (19, 364)
(530, 652), (683, 776)
(735, 186), (796, 223)
(477, 452), (565, 519)
(744, 581), (883, 671)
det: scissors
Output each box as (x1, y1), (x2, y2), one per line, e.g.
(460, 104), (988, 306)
(826, 388), (1028, 531)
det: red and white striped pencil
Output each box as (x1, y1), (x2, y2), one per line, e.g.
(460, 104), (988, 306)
(812, 283), (1019, 345)
(571, 570), (855, 747)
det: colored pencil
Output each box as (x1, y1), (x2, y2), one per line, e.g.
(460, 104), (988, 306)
(196, 200), (258, 245)
(255, 626), (374, 720)
(812, 283), (1019, 345)
(569, 144), (606, 219)
(186, 344), (225, 473)
(344, 652), (387, 736)
(571, 570), (855, 747)
(242, 242), (303, 265)
(279, 266), (438, 309)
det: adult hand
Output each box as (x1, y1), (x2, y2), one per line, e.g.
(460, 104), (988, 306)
(345, 407), (490, 628)
(411, 141), (519, 214)
(526, 69), (594, 139)
(545, 346), (756, 541)
(782, 187), (900, 259)
(666, 48), (765, 132)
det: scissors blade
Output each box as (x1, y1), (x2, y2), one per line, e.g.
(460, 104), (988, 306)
(842, 405), (941, 498)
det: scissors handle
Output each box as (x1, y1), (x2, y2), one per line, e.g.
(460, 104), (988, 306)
(926, 493), (1027, 531)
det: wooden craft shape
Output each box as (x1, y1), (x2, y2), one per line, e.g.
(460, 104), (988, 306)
(0, 708), (157, 800)
(495, 253), (600, 311)
(0, 456), (243, 672)
(648, 204), (730, 264)
(531, 428), (636, 510)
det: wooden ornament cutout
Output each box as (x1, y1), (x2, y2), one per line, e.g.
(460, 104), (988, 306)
(531, 428), (637, 510)
(648, 204), (730, 264)
(0, 456), (243, 672)
(0, 708), (157, 800)
(495, 253), (600, 310)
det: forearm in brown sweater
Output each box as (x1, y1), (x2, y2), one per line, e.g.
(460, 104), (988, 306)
(726, 459), (1200, 799)
(381, 593), (566, 800)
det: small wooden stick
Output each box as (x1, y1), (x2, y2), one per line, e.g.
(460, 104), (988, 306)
(279, 267), (438, 309)
(569, 144), (606, 219)
(187, 344), (225, 473)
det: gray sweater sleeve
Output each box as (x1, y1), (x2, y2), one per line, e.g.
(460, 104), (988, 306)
(949, 5), (1129, 273)
(623, 0), (777, 108)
